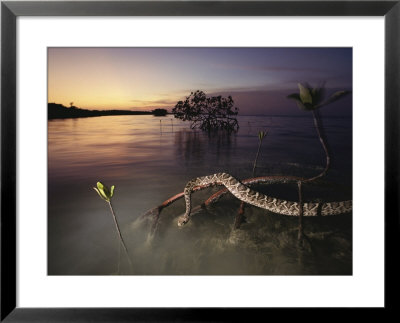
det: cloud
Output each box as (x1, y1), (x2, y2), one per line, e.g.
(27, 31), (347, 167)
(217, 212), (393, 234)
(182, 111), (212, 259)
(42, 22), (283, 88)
(207, 87), (352, 116)
(211, 62), (332, 74)
(129, 98), (177, 105)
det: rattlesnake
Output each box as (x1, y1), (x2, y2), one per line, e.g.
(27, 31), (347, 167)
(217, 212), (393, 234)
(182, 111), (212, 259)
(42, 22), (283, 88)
(178, 172), (352, 226)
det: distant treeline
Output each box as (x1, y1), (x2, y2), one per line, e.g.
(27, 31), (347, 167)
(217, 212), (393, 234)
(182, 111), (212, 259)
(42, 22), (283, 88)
(48, 103), (168, 119)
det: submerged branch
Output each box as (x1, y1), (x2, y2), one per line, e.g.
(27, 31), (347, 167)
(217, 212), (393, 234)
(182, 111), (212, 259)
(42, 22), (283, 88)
(234, 201), (246, 229)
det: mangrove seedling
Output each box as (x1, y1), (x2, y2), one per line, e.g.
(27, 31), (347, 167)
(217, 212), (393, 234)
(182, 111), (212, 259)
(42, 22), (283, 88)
(288, 83), (349, 242)
(93, 181), (133, 271)
(232, 130), (268, 230)
(252, 130), (268, 177)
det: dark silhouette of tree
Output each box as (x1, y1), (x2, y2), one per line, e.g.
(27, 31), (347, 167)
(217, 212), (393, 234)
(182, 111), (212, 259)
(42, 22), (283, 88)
(48, 103), (153, 119)
(172, 90), (239, 131)
(152, 108), (168, 116)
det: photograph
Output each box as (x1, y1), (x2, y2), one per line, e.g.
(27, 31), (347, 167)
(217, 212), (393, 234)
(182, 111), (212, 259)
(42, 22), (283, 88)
(48, 47), (353, 276)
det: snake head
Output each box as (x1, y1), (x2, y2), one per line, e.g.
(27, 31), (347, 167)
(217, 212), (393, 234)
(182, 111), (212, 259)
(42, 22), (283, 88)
(177, 216), (189, 226)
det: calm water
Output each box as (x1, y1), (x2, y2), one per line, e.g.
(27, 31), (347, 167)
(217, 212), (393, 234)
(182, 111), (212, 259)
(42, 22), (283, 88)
(48, 114), (352, 275)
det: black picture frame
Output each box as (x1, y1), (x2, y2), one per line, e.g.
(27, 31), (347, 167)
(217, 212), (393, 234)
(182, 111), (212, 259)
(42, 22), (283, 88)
(1, 0), (399, 321)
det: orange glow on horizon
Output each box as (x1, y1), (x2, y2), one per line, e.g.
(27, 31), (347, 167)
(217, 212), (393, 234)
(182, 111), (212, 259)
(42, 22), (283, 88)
(48, 48), (186, 111)
(47, 96), (176, 111)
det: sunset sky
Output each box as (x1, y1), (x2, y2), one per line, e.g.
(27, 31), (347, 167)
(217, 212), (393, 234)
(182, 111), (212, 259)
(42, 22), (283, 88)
(48, 47), (352, 115)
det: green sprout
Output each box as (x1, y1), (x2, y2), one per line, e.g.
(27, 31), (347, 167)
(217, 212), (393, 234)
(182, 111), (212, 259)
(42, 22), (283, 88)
(93, 182), (133, 272)
(252, 130), (268, 177)
(93, 181), (115, 202)
(258, 130), (267, 141)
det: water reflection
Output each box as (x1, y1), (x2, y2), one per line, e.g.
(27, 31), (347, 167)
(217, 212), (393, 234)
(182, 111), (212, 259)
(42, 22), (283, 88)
(174, 130), (205, 166)
(174, 129), (238, 169)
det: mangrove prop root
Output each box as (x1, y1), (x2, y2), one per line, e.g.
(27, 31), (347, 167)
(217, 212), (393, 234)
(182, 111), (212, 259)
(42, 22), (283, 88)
(234, 201), (246, 229)
(297, 181), (304, 242)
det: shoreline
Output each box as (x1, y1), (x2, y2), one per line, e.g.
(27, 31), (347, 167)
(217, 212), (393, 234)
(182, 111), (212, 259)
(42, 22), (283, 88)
(48, 111), (172, 120)
(48, 103), (169, 119)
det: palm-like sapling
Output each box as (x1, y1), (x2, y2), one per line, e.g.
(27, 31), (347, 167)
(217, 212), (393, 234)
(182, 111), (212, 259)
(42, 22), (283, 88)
(288, 83), (350, 240)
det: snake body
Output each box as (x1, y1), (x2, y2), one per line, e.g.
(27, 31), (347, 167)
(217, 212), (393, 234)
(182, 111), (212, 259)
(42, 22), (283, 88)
(178, 172), (352, 226)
